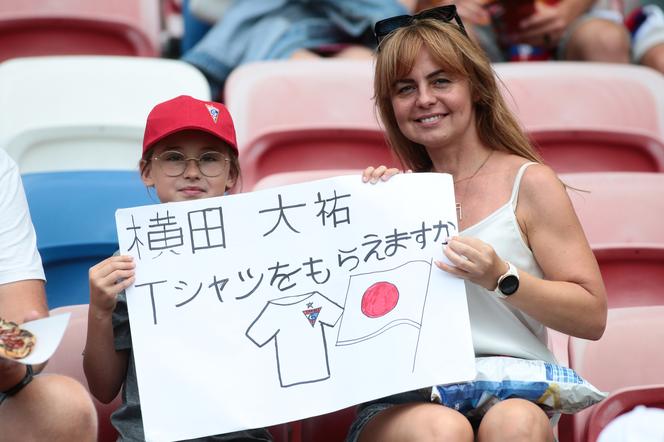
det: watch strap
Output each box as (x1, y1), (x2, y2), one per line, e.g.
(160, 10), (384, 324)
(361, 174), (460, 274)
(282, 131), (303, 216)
(1, 364), (34, 397)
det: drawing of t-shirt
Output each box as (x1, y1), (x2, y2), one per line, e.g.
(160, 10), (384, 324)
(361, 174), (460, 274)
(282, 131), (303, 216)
(246, 291), (343, 387)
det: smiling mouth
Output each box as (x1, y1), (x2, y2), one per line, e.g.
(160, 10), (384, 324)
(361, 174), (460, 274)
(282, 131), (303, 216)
(416, 114), (446, 123)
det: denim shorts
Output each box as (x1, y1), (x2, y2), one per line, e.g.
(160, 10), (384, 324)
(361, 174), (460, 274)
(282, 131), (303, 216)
(345, 389), (432, 442)
(345, 388), (560, 442)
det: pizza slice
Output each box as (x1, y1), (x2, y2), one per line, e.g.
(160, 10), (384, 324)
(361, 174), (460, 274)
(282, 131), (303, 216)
(0, 318), (36, 360)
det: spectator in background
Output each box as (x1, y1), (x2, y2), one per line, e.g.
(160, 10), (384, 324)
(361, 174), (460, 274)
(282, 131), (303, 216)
(624, 0), (664, 73)
(405, 0), (631, 62)
(181, 0), (410, 98)
(0, 148), (98, 441)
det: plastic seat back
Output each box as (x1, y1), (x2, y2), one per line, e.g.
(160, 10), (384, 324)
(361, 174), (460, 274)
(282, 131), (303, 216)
(561, 306), (664, 442)
(0, 0), (160, 60)
(45, 304), (120, 442)
(251, 169), (363, 192)
(0, 56), (211, 173)
(22, 171), (154, 308)
(587, 384), (664, 442)
(561, 172), (664, 247)
(495, 62), (664, 172)
(225, 60), (399, 188)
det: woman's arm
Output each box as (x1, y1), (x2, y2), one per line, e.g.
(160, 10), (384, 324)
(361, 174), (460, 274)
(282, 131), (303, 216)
(83, 255), (134, 403)
(513, 164), (607, 339)
(440, 164), (607, 339)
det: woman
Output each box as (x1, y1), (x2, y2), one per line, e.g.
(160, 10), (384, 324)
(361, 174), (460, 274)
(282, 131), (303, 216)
(351, 6), (607, 442)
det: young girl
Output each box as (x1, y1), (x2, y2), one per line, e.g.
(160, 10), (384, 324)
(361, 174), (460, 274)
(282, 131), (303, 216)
(83, 95), (272, 441)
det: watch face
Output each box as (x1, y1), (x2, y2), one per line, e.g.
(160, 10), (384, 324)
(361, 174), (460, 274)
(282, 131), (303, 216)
(499, 274), (519, 295)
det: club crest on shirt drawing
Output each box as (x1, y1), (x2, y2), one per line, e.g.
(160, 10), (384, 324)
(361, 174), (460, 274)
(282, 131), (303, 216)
(303, 303), (322, 327)
(205, 104), (220, 123)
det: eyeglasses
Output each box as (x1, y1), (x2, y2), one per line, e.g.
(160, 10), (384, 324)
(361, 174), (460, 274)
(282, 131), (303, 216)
(152, 150), (230, 177)
(373, 5), (468, 47)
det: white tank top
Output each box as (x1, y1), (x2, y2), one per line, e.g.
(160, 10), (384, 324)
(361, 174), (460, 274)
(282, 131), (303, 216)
(461, 162), (556, 363)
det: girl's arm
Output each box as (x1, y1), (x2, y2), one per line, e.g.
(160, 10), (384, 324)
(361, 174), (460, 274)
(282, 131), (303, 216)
(83, 255), (134, 403)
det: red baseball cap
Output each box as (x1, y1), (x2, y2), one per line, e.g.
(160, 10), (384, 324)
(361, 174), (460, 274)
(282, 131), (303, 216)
(142, 95), (238, 158)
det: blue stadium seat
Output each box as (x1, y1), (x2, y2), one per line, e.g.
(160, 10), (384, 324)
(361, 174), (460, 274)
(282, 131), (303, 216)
(22, 171), (154, 308)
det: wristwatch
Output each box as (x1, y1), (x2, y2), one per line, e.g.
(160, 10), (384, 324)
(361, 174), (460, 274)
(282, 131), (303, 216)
(494, 261), (520, 299)
(1, 364), (34, 397)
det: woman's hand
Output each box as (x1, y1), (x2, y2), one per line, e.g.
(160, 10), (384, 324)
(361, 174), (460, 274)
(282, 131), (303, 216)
(89, 255), (135, 315)
(435, 236), (507, 290)
(362, 166), (408, 184)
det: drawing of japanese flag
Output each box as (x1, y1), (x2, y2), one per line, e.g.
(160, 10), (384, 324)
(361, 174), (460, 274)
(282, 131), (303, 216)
(336, 260), (432, 346)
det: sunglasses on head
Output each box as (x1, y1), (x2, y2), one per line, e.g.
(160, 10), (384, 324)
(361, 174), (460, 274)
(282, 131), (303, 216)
(373, 5), (468, 48)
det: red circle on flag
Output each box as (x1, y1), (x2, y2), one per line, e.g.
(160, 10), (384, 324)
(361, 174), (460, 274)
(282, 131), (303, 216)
(361, 282), (399, 318)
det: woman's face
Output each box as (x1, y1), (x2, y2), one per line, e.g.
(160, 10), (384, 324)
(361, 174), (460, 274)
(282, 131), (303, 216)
(390, 47), (476, 151)
(141, 130), (236, 203)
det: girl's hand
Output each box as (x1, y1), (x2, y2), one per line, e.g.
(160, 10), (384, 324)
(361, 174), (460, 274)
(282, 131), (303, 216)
(89, 255), (135, 315)
(361, 166), (409, 184)
(435, 236), (507, 290)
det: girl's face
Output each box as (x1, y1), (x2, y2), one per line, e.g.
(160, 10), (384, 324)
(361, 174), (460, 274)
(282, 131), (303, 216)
(390, 47), (476, 151)
(141, 130), (237, 203)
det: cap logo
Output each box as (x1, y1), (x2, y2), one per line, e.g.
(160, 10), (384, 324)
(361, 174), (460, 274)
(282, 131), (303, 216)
(205, 104), (220, 123)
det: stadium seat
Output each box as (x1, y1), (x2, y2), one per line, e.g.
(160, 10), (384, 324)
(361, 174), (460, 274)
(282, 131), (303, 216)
(0, 56), (211, 173)
(593, 245), (664, 309)
(586, 384), (664, 442)
(494, 63), (664, 172)
(22, 171), (155, 308)
(560, 172), (664, 309)
(558, 306), (664, 442)
(293, 407), (357, 442)
(44, 304), (120, 442)
(0, 0), (160, 61)
(494, 62), (664, 137)
(225, 60), (399, 189)
(561, 172), (664, 247)
(531, 129), (664, 173)
(251, 169), (363, 192)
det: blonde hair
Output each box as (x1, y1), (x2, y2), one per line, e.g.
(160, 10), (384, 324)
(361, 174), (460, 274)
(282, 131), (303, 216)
(374, 19), (543, 171)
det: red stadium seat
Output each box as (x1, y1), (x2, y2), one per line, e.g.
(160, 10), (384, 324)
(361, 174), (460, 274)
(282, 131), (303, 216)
(0, 0), (160, 60)
(593, 246), (664, 309)
(561, 172), (664, 247)
(225, 60), (399, 189)
(586, 384), (664, 442)
(295, 407), (357, 442)
(531, 129), (664, 173)
(494, 61), (664, 142)
(495, 62), (664, 173)
(559, 306), (664, 442)
(45, 304), (120, 442)
(251, 169), (363, 192)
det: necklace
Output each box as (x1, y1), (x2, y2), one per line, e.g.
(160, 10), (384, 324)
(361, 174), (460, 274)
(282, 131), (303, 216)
(454, 150), (493, 221)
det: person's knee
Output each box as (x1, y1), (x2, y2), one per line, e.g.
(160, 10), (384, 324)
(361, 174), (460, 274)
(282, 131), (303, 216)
(360, 404), (473, 442)
(20, 375), (97, 441)
(478, 399), (552, 442)
(565, 20), (630, 62)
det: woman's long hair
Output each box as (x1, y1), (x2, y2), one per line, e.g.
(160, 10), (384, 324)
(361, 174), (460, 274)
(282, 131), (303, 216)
(374, 19), (543, 171)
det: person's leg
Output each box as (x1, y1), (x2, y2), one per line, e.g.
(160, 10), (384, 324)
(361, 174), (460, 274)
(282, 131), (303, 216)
(0, 374), (97, 442)
(562, 17), (631, 62)
(358, 402), (474, 442)
(477, 398), (553, 442)
(641, 42), (664, 72)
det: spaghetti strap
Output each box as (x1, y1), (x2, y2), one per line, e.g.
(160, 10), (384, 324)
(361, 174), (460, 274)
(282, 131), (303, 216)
(510, 162), (537, 211)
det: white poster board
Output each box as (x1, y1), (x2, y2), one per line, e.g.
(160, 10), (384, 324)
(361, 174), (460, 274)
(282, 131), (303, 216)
(115, 173), (475, 441)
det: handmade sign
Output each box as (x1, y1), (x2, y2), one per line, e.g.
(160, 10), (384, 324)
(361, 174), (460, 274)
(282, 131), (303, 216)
(116, 173), (475, 441)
